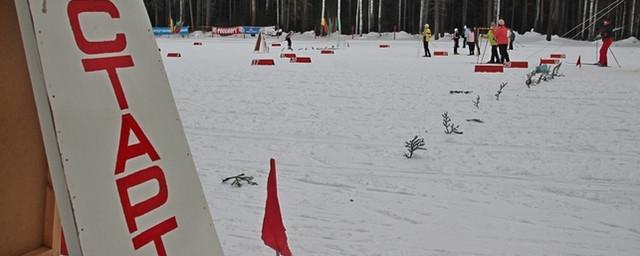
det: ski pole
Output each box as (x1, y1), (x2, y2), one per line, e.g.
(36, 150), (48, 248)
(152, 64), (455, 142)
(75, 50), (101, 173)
(595, 40), (599, 63)
(609, 47), (622, 68)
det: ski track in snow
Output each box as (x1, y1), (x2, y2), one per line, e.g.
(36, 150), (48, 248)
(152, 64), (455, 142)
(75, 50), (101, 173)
(160, 34), (640, 256)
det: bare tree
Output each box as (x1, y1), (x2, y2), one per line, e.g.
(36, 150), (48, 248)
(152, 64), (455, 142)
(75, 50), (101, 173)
(378, 0), (382, 32)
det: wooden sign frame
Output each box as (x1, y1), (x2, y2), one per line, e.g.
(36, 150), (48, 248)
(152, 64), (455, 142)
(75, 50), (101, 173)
(5, 0), (224, 255)
(1, 1), (64, 255)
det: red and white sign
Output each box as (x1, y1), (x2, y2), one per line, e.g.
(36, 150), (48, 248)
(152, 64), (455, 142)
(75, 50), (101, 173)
(212, 26), (243, 36)
(26, 0), (224, 255)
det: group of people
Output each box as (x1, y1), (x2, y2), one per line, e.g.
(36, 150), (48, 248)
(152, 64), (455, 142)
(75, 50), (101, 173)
(421, 19), (515, 67)
(485, 19), (513, 65)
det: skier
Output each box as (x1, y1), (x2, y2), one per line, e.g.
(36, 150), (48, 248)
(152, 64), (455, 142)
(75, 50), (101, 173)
(596, 18), (614, 67)
(452, 28), (460, 55)
(508, 29), (516, 50)
(285, 31), (293, 51)
(495, 19), (510, 65)
(422, 24), (432, 57)
(486, 22), (500, 63)
(467, 27), (476, 55)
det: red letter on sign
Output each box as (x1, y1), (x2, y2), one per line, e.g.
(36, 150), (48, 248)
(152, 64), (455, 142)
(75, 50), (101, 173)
(82, 56), (134, 110)
(116, 166), (169, 233)
(132, 217), (178, 256)
(114, 113), (160, 174)
(67, 0), (126, 54)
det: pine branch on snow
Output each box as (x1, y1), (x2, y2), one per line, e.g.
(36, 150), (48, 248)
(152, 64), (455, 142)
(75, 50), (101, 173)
(442, 112), (463, 135)
(472, 95), (480, 109)
(222, 173), (258, 187)
(404, 136), (426, 158)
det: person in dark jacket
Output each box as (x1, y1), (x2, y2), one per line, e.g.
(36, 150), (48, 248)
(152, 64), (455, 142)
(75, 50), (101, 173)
(452, 28), (460, 55)
(285, 31), (293, 50)
(508, 29), (516, 50)
(597, 18), (614, 67)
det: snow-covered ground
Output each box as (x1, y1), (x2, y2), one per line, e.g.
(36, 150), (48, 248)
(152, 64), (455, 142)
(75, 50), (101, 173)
(158, 33), (640, 256)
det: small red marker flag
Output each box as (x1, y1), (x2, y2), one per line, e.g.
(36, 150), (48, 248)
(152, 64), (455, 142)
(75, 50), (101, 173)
(261, 158), (293, 256)
(576, 56), (582, 68)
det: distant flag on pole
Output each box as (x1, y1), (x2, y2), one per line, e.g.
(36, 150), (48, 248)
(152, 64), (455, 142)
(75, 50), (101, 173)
(332, 17), (336, 33)
(261, 158), (293, 256)
(321, 17), (328, 34)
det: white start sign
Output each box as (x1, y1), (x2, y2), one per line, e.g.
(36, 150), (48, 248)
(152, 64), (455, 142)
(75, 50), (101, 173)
(25, 0), (224, 255)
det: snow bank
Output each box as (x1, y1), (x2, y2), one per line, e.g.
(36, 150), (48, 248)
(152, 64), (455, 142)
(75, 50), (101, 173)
(615, 36), (640, 47)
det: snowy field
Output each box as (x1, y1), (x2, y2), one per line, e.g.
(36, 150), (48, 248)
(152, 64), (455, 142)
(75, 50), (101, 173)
(158, 33), (640, 256)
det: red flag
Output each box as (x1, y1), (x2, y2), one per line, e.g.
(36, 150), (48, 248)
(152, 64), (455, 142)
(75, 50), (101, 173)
(261, 158), (293, 256)
(61, 229), (68, 255)
(576, 56), (582, 68)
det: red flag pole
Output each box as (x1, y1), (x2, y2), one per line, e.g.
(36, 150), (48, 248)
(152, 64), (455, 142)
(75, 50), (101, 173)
(262, 158), (292, 256)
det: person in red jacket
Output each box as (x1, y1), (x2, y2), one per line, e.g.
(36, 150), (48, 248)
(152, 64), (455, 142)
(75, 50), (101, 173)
(597, 18), (614, 67)
(495, 19), (510, 65)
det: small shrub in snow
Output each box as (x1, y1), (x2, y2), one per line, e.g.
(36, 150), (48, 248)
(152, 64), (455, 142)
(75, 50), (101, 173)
(551, 62), (564, 78)
(472, 95), (480, 109)
(526, 63), (563, 87)
(404, 136), (427, 158)
(442, 112), (463, 135)
(222, 173), (258, 187)
(495, 82), (508, 100)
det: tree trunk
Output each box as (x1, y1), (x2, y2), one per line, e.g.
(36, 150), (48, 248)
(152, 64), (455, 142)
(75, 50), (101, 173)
(581, 0), (588, 39)
(510, 0), (516, 30)
(434, 0), (439, 39)
(495, 0), (500, 22)
(487, 0), (494, 24)
(359, 0), (363, 34)
(398, 0), (401, 31)
(179, 0), (184, 22)
(546, 0), (559, 41)
(590, 0), (597, 40)
(462, 0), (467, 26)
(153, 0), (158, 27)
(188, 0), (194, 29)
(419, 0), (424, 31)
(251, 0), (256, 25)
(522, 0), (528, 33)
(425, 0), (430, 26)
(338, 0), (342, 32)
(378, 0), (382, 32)
(631, 0), (636, 36)
(534, 0), (540, 30)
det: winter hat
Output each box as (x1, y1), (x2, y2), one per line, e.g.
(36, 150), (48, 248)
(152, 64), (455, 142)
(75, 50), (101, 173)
(425, 24), (430, 28)
(498, 19), (505, 25)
